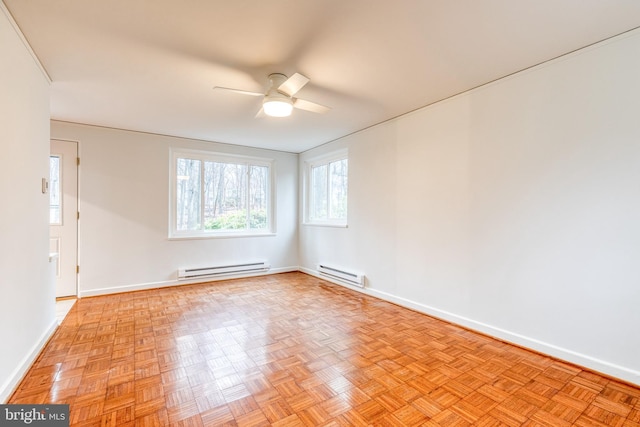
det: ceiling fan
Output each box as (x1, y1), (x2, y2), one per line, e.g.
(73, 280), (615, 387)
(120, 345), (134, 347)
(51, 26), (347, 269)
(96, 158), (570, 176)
(213, 73), (331, 118)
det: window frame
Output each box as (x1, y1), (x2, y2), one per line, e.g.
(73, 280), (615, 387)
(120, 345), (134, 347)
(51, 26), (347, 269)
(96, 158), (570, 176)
(169, 149), (276, 239)
(303, 149), (349, 227)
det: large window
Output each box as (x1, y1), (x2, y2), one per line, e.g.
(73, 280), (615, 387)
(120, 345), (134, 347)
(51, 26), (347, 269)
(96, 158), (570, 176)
(170, 150), (273, 238)
(305, 150), (348, 226)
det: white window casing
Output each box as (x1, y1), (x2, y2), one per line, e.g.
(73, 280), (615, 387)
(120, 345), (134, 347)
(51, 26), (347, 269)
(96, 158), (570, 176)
(304, 149), (348, 227)
(169, 149), (275, 239)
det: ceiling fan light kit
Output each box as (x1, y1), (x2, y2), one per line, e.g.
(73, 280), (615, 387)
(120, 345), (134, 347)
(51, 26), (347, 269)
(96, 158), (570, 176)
(263, 78), (294, 117)
(214, 72), (330, 118)
(263, 98), (293, 117)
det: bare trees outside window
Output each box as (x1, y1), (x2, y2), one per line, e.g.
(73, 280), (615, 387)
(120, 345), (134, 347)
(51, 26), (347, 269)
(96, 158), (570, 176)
(306, 151), (348, 225)
(173, 151), (272, 236)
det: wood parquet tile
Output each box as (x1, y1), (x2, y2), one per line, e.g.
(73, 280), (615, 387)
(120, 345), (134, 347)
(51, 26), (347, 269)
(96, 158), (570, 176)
(9, 272), (640, 426)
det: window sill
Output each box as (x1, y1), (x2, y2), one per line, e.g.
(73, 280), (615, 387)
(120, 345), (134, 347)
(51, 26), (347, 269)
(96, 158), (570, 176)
(168, 232), (276, 240)
(302, 222), (348, 228)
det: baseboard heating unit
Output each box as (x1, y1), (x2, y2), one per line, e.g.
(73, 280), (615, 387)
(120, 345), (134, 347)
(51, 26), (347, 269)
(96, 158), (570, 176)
(317, 264), (365, 288)
(178, 261), (270, 280)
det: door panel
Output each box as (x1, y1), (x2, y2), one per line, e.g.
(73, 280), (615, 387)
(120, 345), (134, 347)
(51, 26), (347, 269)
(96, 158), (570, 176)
(50, 140), (78, 297)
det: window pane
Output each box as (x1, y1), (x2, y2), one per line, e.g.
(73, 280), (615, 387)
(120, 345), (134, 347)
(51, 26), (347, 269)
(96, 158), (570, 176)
(249, 165), (268, 229)
(176, 158), (201, 230)
(203, 161), (220, 229)
(329, 159), (348, 220)
(203, 162), (248, 231)
(49, 156), (61, 224)
(306, 153), (348, 224)
(310, 164), (328, 220)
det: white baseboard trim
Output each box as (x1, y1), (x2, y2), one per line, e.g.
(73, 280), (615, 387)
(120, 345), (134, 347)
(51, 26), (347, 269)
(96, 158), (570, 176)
(79, 266), (299, 298)
(72, 267), (640, 386)
(300, 267), (640, 386)
(0, 319), (58, 403)
(368, 288), (640, 386)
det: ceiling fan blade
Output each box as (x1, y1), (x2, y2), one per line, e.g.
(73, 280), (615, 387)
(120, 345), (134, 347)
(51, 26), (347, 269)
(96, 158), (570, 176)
(278, 73), (310, 97)
(293, 98), (331, 114)
(213, 86), (264, 97)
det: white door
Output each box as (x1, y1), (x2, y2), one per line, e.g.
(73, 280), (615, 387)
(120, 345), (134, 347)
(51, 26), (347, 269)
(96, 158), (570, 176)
(49, 140), (78, 297)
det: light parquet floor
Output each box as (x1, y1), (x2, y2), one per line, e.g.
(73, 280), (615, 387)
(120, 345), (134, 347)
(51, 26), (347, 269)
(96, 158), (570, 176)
(9, 272), (640, 426)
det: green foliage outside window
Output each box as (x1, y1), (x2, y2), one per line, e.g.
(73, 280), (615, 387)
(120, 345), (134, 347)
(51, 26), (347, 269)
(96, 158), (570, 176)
(204, 209), (267, 230)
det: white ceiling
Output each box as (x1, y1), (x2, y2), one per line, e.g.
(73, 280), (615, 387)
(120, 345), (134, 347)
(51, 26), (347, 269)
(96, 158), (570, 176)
(5, 1), (640, 153)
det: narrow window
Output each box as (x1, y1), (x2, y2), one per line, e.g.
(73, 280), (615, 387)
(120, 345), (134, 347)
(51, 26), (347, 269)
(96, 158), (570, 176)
(176, 158), (201, 231)
(49, 155), (61, 225)
(306, 150), (348, 226)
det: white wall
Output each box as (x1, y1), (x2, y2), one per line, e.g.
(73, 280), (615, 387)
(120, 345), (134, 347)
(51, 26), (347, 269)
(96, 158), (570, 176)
(300, 29), (640, 385)
(50, 121), (299, 296)
(0, 5), (54, 402)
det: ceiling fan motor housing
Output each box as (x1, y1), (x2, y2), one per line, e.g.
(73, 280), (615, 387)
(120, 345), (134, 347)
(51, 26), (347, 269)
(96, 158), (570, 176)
(268, 73), (289, 91)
